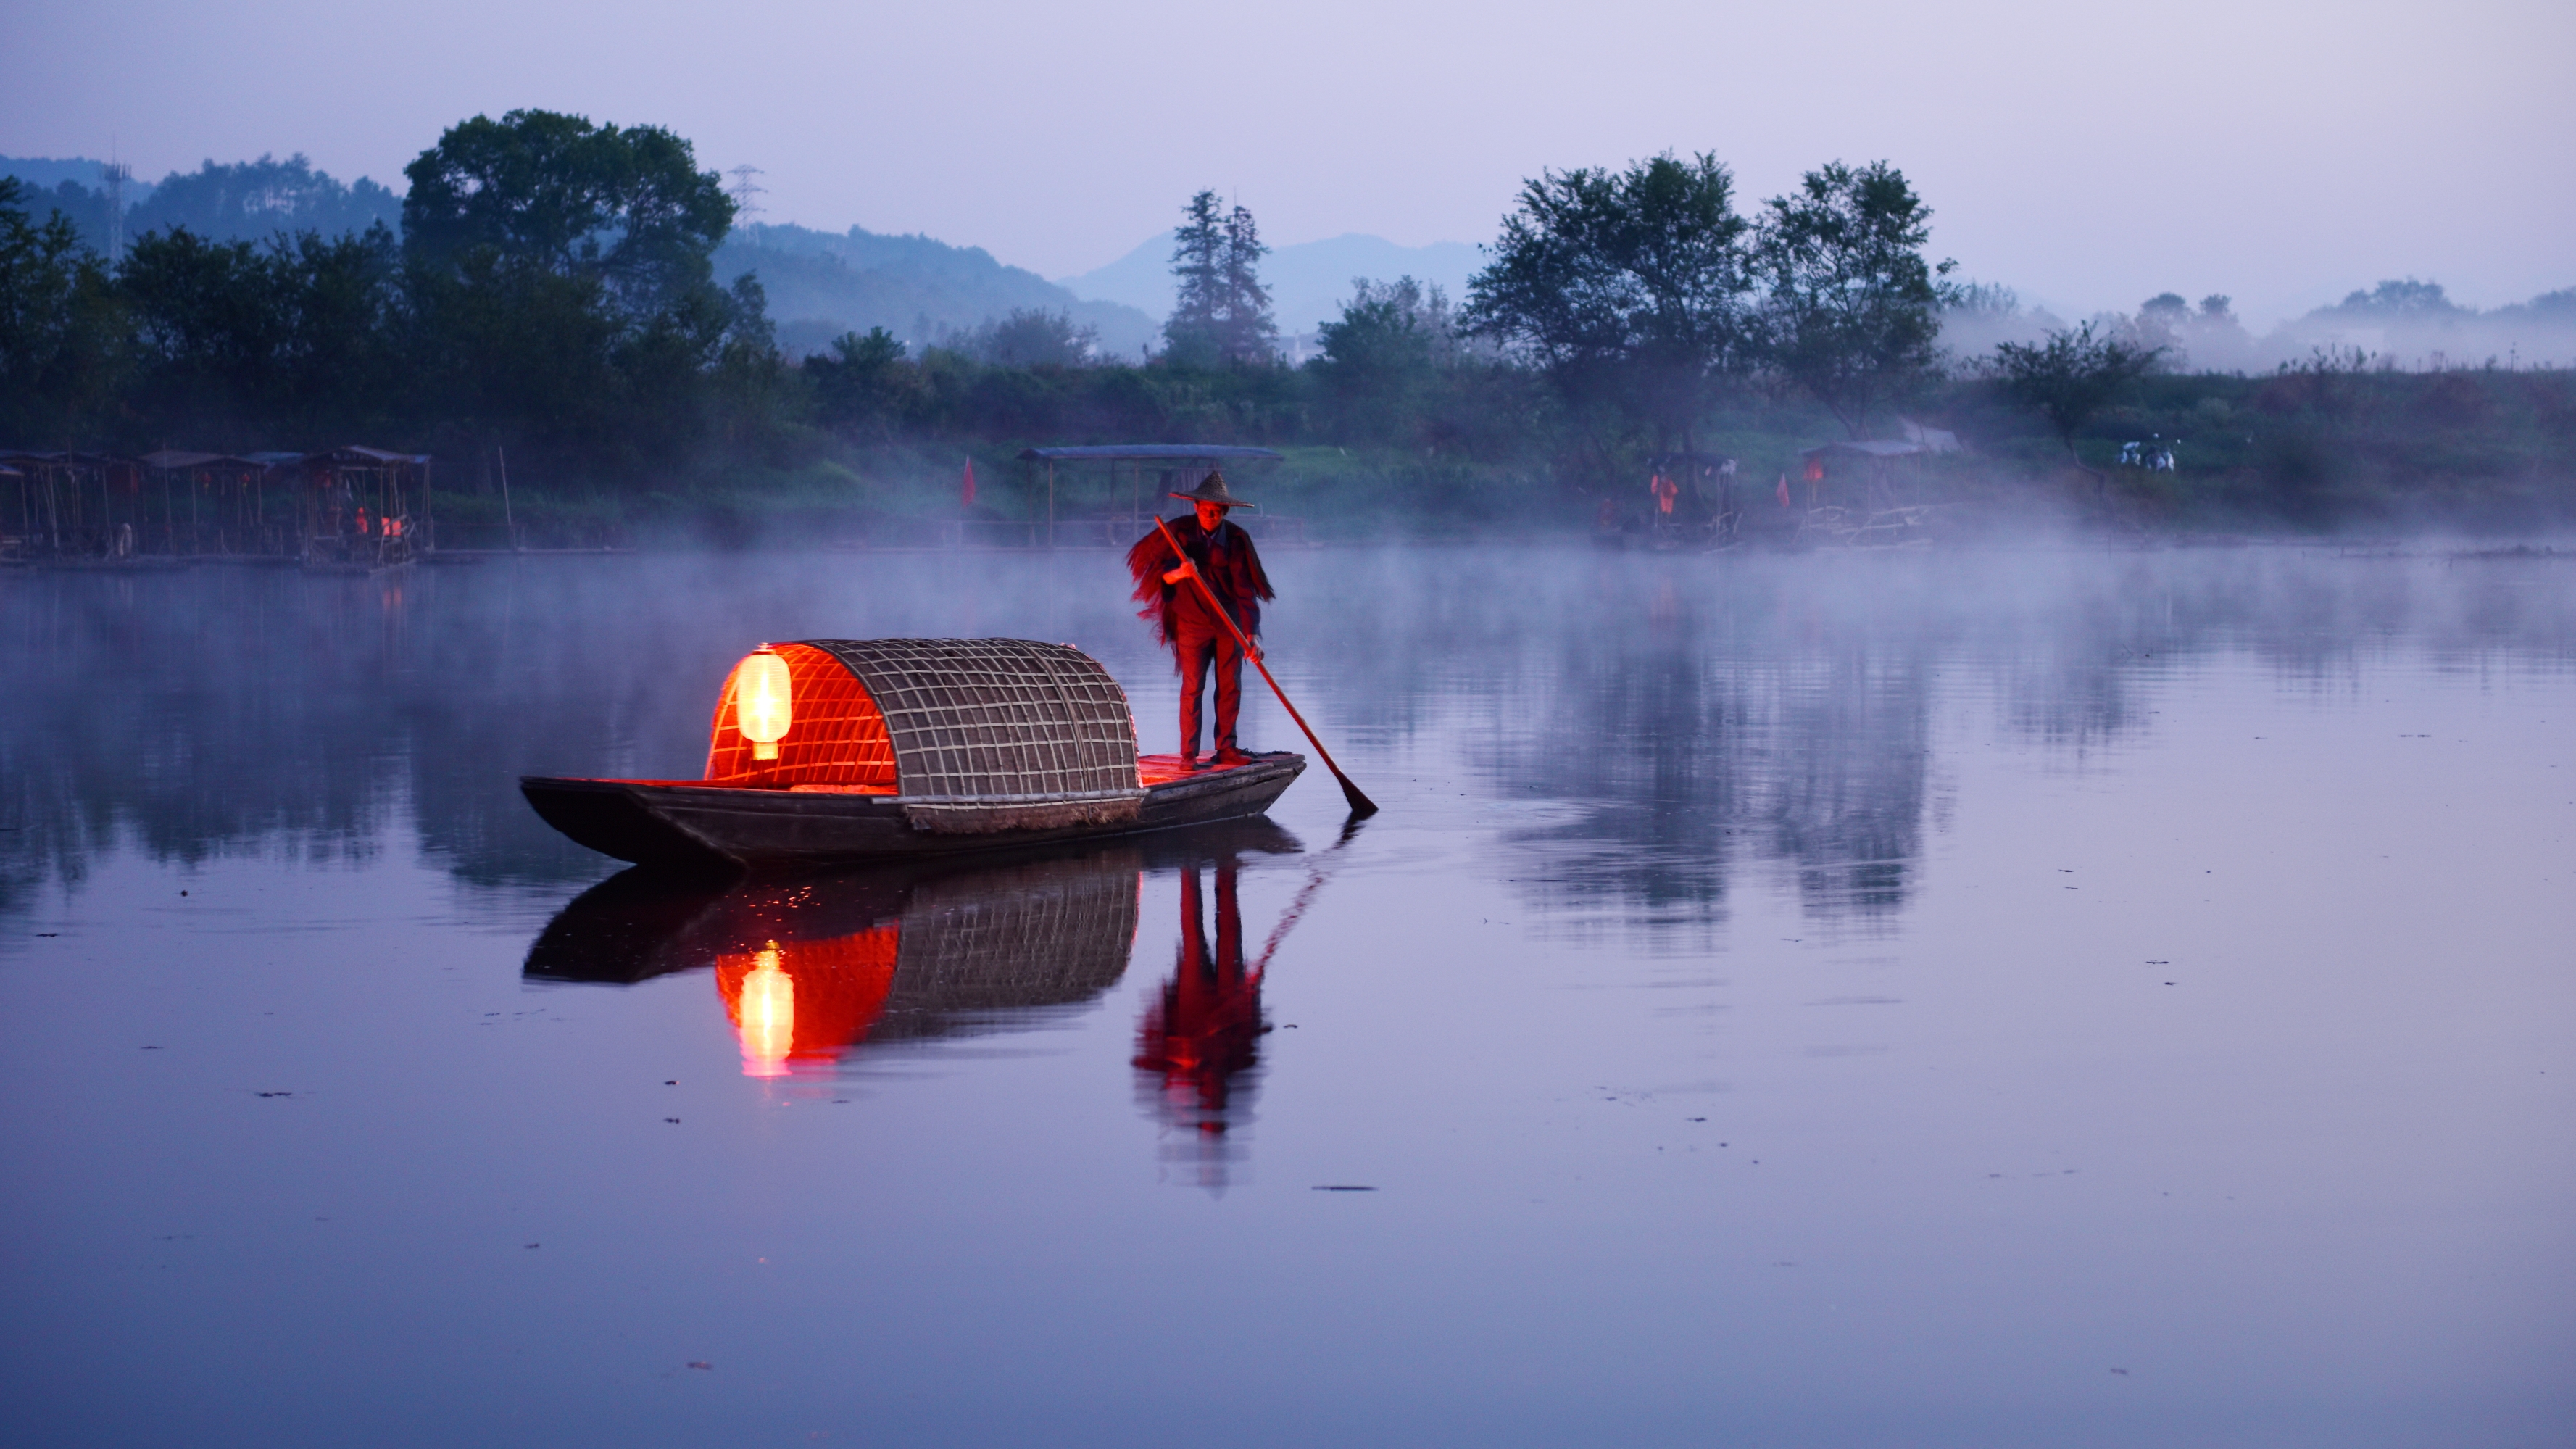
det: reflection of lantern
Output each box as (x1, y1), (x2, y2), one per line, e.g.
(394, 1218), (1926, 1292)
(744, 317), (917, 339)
(736, 944), (795, 1078)
(735, 648), (792, 760)
(714, 926), (902, 1078)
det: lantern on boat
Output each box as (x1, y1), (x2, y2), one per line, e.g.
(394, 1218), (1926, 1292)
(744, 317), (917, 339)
(735, 647), (793, 760)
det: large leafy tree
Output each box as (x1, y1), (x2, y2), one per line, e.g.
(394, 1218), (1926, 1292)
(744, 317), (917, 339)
(119, 223), (408, 448)
(399, 109), (744, 462)
(1315, 276), (1458, 442)
(1462, 151), (1753, 453)
(1989, 322), (2161, 481)
(402, 109), (734, 315)
(805, 327), (918, 440)
(117, 228), (290, 441)
(964, 308), (1099, 368)
(0, 178), (123, 441)
(1752, 160), (1953, 438)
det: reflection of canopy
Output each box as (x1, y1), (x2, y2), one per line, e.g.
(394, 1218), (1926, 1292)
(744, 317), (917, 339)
(705, 639), (1144, 833)
(528, 846), (1165, 1074)
(867, 859), (1140, 1041)
(707, 855), (1142, 1071)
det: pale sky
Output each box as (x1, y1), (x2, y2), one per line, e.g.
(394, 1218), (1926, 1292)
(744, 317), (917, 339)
(5, 0), (2569, 327)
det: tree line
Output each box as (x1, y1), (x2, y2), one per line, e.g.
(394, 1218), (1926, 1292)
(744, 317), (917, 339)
(2, 115), (2564, 531)
(0, 111), (778, 482)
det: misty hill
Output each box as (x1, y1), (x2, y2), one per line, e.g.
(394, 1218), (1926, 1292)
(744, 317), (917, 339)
(2270, 279), (2576, 369)
(1, 152), (400, 253)
(0, 156), (159, 205)
(1061, 231), (1484, 335)
(1939, 276), (2576, 374)
(1, 156), (146, 254)
(718, 223), (1160, 360)
(135, 156), (402, 241)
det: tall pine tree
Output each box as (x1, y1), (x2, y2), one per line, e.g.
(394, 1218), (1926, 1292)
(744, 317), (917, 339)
(1218, 204), (1276, 363)
(1163, 191), (1275, 365)
(1163, 191), (1226, 364)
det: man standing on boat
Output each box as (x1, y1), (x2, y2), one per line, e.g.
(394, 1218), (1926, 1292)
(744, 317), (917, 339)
(1127, 471), (1274, 769)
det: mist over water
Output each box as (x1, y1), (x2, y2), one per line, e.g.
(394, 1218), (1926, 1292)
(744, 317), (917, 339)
(3, 544), (2572, 1446)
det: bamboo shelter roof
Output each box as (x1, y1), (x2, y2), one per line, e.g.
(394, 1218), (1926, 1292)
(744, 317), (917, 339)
(808, 638), (1142, 804)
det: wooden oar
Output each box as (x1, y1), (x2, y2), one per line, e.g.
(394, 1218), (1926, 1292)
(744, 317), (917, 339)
(1156, 515), (1378, 818)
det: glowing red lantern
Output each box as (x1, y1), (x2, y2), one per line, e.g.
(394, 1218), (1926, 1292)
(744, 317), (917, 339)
(735, 648), (793, 760)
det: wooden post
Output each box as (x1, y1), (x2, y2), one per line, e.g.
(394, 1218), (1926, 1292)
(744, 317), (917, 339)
(498, 445), (517, 550)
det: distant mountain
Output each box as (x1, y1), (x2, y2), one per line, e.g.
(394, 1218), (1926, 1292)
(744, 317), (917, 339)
(1059, 231), (1485, 336)
(1, 156), (149, 254)
(718, 223), (1160, 361)
(131, 155), (402, 243)
(0, 155), (159, 205)
(2, 152), (399, 253)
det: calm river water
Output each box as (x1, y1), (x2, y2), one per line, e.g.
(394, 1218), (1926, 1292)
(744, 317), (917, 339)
(3, 544), (2571, 1447)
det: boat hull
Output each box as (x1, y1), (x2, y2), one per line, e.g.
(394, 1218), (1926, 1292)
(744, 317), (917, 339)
(523, 752), (1306, 870)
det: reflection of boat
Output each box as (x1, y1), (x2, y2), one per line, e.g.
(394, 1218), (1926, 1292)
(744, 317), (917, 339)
(525, 822), (1300, 1076)
(523, 638), (1304, 871)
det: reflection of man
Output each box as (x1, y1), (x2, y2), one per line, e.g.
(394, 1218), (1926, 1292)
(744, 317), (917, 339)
(1126, 472), (1274, 769)
(1134, 855), (1263, 1143)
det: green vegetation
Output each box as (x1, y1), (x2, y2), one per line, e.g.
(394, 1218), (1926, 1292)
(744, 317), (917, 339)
(2, 119), (2569, 544)
(1991, 322), (2164, 482)
(1751, 161), (1953, 439)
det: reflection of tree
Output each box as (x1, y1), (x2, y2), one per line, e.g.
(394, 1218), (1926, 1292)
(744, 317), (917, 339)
(10, 548), (2572, 945)
(1134, 854), (1265, 1190)
(1485, 618), (1935, 933)
(0, 555), (1160, 921)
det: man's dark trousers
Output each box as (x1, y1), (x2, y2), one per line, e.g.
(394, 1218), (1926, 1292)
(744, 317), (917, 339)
(1175, 621), (1244, 758)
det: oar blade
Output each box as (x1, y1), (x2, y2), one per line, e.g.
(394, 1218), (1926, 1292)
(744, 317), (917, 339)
(1335, 773), (1379, 818)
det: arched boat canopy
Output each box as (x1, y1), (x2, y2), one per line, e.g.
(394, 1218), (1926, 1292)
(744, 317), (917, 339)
(706, 638), (1144, 834)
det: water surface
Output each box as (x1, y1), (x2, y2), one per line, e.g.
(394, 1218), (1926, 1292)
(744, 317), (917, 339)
(3, 544), (2570, 1446)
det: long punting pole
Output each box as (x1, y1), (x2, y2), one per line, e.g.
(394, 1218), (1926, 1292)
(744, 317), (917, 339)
(1155, 514), (1377, 818)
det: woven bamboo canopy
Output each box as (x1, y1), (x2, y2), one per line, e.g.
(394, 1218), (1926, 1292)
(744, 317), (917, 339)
(705, 638), (1144, 833)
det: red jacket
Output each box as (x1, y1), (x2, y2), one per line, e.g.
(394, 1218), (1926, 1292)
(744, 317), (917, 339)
(1126, 515), (1274, 649)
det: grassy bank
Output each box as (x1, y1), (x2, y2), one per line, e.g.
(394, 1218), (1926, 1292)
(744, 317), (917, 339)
(412, 364), (2575, 549)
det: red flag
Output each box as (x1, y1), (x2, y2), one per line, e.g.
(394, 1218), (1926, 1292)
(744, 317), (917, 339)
(960, 459), (978, 507)
(1776, 472), (1791, 507)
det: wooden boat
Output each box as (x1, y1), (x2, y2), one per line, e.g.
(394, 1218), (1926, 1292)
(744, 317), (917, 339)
(523, 637), (1305, 871)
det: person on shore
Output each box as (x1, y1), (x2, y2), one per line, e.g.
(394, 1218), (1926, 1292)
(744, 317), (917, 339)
(1125, 471), (1274, 769)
